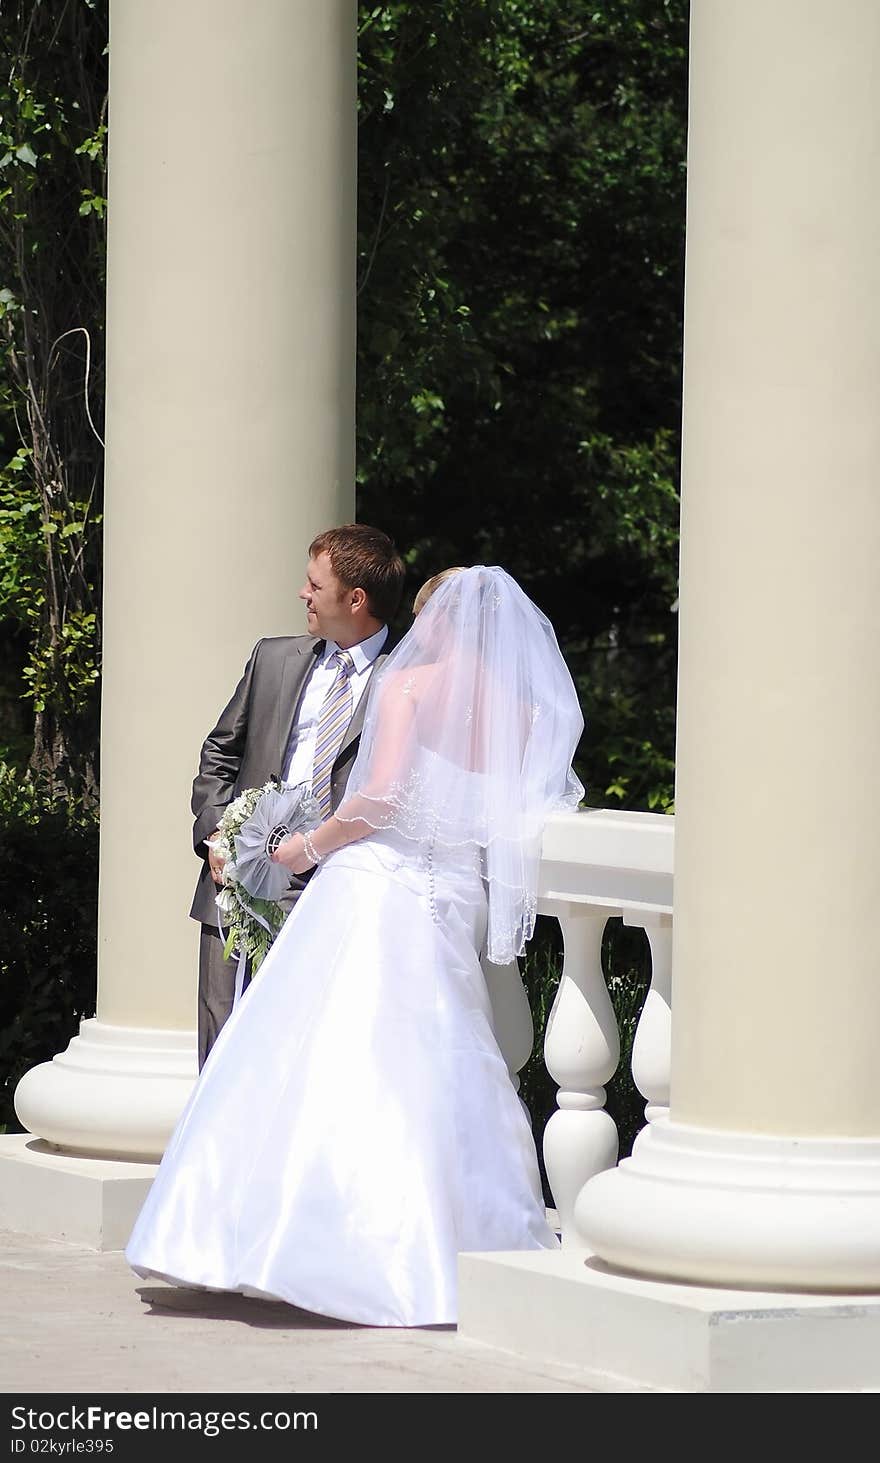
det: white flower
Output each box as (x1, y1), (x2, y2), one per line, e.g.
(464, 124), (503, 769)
(215, 888), (237, 917)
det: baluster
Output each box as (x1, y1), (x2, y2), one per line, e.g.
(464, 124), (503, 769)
(542, 904), (620, 1248)
(481, 957), (533, 1095)
(628, 913), (672, 1123)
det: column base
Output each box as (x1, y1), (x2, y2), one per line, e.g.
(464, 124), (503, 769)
(14, 1018), (196, 1161)
(458, 1249), (880, 1392)
(576, 1117), (880, 1291)
(0, 1133), (156, 1250)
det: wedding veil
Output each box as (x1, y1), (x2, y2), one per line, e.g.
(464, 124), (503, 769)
(335, 565), (584, 963)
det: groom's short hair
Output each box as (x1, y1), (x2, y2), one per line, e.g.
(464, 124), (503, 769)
(309, 523), (406, 624)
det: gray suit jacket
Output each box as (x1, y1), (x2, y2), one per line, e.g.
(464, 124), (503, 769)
(190, 633), (390, 925)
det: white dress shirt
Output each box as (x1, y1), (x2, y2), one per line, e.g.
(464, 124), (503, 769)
(281, 625), (389, 788)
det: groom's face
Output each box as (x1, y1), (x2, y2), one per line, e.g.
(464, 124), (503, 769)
(299, 552), (351, 641)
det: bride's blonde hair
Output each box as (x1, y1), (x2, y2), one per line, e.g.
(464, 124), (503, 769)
(413, 566), (467, 615)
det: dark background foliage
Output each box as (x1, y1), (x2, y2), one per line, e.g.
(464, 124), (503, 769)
(356, 0), (687, 811)
(0, 769), (98, 1128)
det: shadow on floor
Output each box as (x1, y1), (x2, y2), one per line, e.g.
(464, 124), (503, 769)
(135, 1285), (455, 1333)
(136, 1285), (354, 1329)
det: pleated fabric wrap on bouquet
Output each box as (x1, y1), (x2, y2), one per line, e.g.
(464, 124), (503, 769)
(209, 781), (321, 994)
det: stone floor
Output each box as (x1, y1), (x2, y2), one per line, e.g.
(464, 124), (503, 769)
(0, 1230), (600, 1395)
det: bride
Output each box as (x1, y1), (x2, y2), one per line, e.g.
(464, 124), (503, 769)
(126, 564), (584, 1327)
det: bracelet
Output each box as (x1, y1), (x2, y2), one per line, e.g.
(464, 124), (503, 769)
(302, 829), (322, 867)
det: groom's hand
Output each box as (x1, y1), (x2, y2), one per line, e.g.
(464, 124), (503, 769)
(207, 831), (226, 885)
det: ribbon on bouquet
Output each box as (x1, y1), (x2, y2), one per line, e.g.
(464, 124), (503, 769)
(215, 898), (275, 1010)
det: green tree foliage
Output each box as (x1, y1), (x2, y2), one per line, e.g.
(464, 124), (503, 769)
(0, 0), (107, 796)
(357, 0), (687, 809)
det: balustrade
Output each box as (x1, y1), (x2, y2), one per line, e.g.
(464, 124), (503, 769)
(531, 808), (674, 1243)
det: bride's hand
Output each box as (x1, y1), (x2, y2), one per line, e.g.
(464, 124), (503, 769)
(271, 832), (313, 875)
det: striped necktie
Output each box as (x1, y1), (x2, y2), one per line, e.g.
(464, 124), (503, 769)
(311, 648), (355, 818)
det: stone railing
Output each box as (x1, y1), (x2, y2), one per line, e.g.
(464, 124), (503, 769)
(488, 808), (674, 1248)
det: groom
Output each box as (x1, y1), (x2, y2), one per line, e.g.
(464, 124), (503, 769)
(190, 523), (406, 1067)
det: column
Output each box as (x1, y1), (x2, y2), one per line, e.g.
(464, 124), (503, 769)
(14, 0), (356, 1158)
(579, 0), (880, 1288)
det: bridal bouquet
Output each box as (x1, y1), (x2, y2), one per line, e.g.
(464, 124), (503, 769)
(209, 779), (321, 973)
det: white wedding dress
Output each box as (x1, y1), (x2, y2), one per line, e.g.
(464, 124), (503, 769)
(126, 827), (559, 1327)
